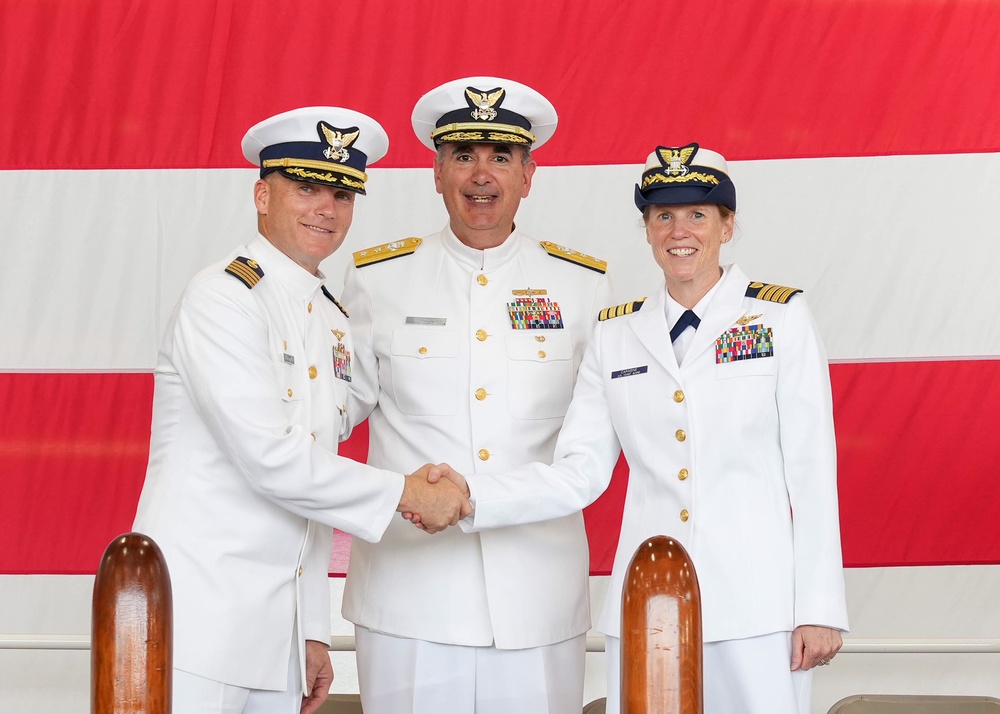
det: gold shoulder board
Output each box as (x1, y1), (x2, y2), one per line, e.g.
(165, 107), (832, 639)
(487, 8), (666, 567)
(540, 241), (608, 274)
(745, 282), (802, 304)
(353, 238), (422, 268)
(599, 299), (646, 321)
(224, 256), (264, 289)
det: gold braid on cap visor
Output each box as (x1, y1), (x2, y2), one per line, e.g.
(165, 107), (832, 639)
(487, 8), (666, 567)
(641, 170), (723, 188)
(431, 122), (536, 145)
(262, 157), (369, 185)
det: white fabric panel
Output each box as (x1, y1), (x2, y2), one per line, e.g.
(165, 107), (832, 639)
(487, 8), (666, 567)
(3, 153), (999, 370)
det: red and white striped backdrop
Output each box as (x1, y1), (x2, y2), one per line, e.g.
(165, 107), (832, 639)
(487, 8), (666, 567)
(2, 0), (1000, 579)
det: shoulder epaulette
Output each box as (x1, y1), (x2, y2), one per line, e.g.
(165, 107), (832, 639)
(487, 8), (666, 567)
(224, 256), (264, 289)
(745, 281), (802, 304)
(599, 299), (646, 321)
(540, 241), (608, 274)
(321, 286), (349, 318)
(353, 238), (422, 268)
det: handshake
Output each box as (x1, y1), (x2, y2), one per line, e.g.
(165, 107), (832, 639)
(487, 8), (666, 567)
(396, 464), (471, 534)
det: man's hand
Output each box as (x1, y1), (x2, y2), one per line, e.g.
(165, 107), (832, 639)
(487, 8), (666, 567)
(397, 463), (472, 533)
(402, 464), (471, 530)
(301, 640), (333, 714)
(790, 625), (843, 671)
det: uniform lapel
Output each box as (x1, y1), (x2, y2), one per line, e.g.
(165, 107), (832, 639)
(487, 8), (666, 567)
(680, 265), (750, 368)
(628, 287), (681, 380)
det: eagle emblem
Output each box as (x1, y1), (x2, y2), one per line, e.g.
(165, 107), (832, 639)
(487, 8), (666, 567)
(318, 122), (360, 163)
(466, 87), (505, 121)
(657, 144), (698, 177)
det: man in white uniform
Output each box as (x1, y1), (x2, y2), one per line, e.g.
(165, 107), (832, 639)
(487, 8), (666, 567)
(132, 106), (469, 714)
(340, 77), (613, 713)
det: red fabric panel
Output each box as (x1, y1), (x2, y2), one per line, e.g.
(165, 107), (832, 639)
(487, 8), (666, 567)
(832, 360), (1000, 567)
(3, 0), (1000, 170)
(3, 361), (999, 574)
(0, 373), (153, 574)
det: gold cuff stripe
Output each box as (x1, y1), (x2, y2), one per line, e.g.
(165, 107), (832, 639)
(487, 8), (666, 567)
(599, 299), (646, 321)
(353, 238), (423, 268)
(263, 158), (368, 183)
(642, 171), (722, 188)
(431, 122), (536, 144)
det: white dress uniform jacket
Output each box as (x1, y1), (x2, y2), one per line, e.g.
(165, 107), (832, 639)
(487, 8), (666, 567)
(340, 226), (612, 648)
(133, 234), (404, 690)
(466, 263), (849, 642)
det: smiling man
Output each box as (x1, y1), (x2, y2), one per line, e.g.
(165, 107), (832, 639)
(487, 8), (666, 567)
(132, 107), (470, 714)
(340, 78), (613, 713)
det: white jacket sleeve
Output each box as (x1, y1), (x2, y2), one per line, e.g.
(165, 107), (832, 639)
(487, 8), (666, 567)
(776, 296), (849, 632)
(170, 279), (404, 543)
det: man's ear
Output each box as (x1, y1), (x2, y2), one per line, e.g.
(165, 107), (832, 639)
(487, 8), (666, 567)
(521, 159), (537, 198)
(253, 178), (270, 214)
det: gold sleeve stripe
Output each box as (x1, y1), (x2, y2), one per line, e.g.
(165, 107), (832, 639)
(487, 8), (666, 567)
(745, 282), (802, 303)
(598, 299), (646, 321)
(353, 238), (423, 268)
(540, 241), (608, 274)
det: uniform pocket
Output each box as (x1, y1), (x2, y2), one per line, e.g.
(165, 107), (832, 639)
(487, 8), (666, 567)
(715, 357), (776, 379)
(389, 328), (461, 416)
(505, 331), (575, 420)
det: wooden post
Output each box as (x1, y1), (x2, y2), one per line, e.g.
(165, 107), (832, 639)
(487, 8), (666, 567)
(621, 535), (702, 714)
(91, 532), (172, 714)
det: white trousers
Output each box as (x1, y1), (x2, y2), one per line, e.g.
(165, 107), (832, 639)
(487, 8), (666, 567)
(172, 635), (302, 714)
(356, 627), (586, 714)
(604, 632), (812, 714)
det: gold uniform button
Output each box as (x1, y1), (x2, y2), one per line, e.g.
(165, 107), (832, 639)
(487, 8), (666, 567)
(475, 388), (487, 401)
(287, 389), (294, 398)
(538, 350), (546, 359)
(535, 335), (545, 343)
(307, 302), (313, 313)
(680, 509), (690, 522)
(675, 429), (686, 442)
(298, 566), (303, 577)
(674, 390), (685, 403)
(678, 468), (689, 481)
(477, 274), (488, 286)
(308, 366), (318, 379)
(478, 449), (490, 461)
(418, 347), (428, 354)
(476, 329), (488, 341)
(310, 433), (317, 441)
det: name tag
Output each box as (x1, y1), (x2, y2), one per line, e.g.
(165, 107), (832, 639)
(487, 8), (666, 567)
(405, 316), (447, 326)
(282, 353), (295, 365)
(611, 365), (648, 379)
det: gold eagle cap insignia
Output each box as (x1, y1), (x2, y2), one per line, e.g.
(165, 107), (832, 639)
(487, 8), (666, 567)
(466, 87), (505, 121)
(319, 122), (360, 163)
(657, 143), (698, 176)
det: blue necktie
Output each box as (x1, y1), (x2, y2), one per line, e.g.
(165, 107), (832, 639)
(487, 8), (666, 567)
(670, 309), (701, 342)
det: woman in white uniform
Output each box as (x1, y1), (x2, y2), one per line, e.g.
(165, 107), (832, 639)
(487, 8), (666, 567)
(450, 143), (849, 714)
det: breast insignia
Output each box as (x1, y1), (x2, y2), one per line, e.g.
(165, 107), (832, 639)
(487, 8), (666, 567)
(353, 238), (422, 268)
(745, 282), (802, 304)
(540, 241), (608, 274)
(599, 299), (646, 321)
(224, 256), (264, 289)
